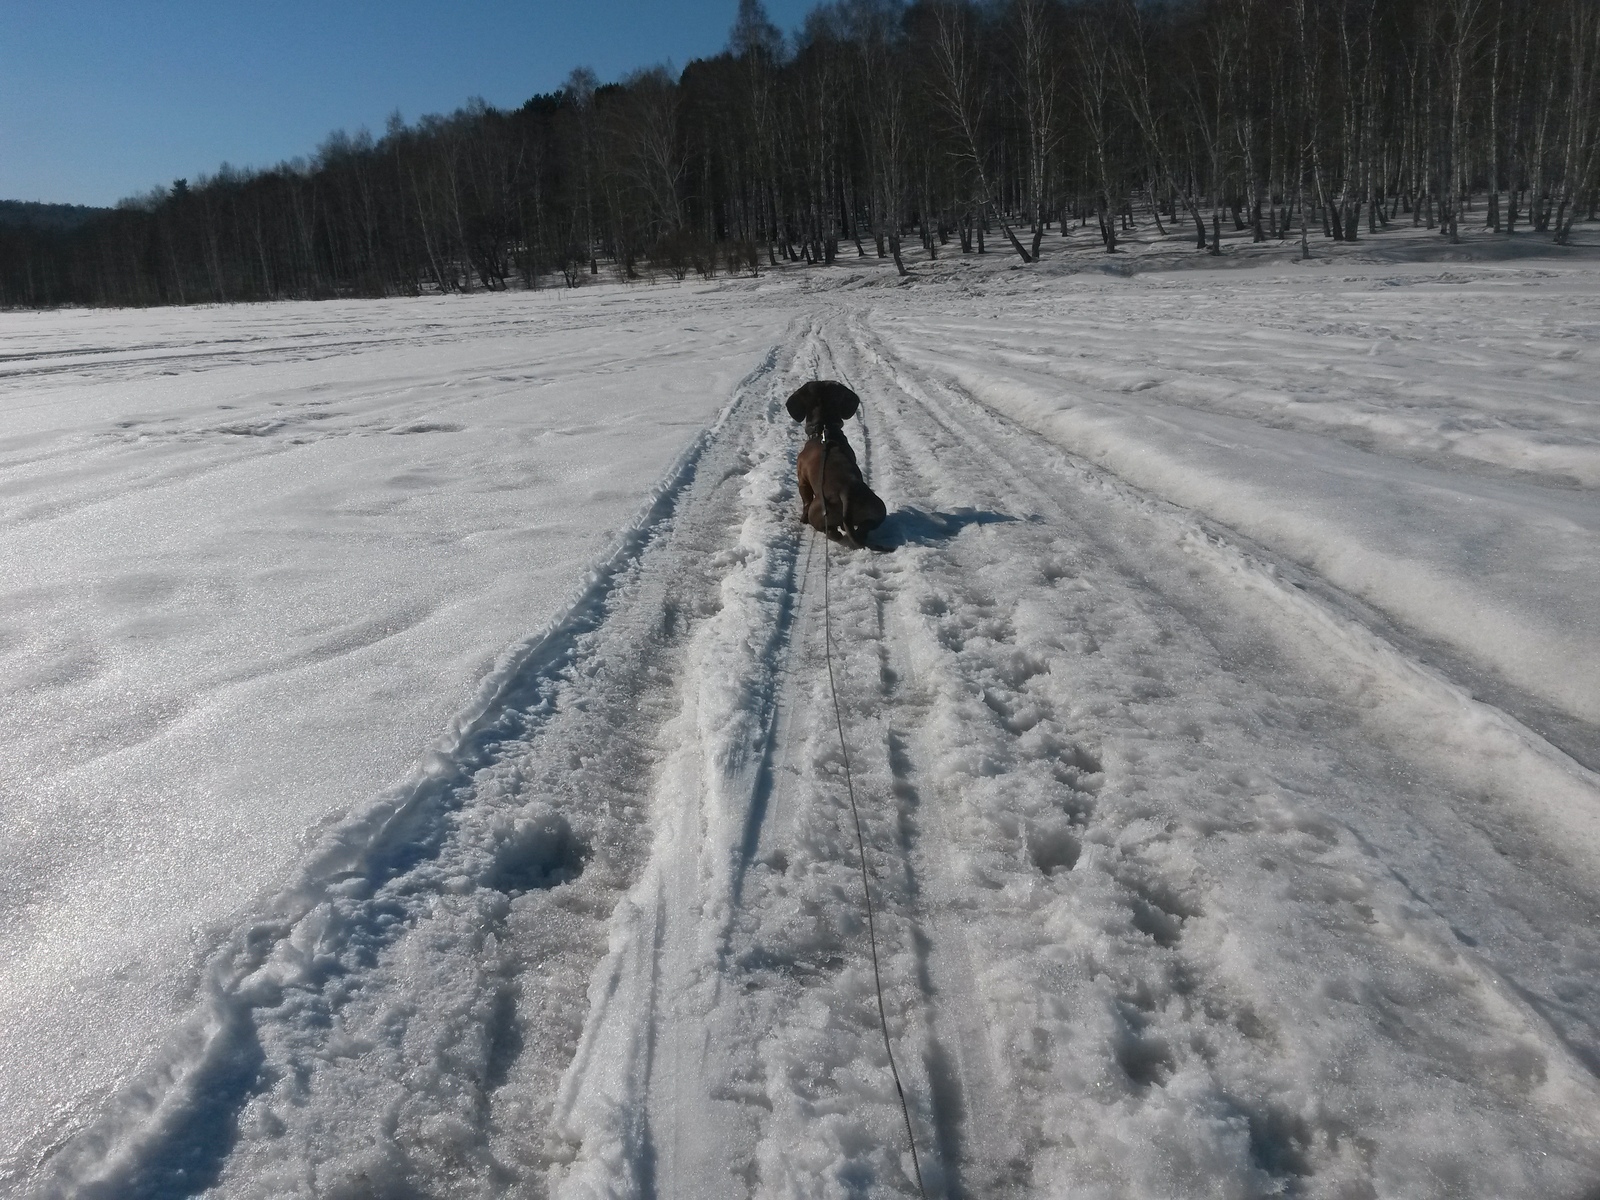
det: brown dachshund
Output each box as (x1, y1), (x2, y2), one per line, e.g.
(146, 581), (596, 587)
(787, 381), (888, 547)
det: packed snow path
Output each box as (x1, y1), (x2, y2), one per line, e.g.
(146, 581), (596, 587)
(13, 261), (1600, 1198)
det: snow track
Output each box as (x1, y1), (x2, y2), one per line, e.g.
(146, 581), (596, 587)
(23, 297), (1600, 1199)
(830, 309), (1600, 1196)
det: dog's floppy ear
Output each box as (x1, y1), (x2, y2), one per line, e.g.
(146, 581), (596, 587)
(786, 381), (824, 423)
(823, 382), (861, 422)
(785, 380), (861, 424)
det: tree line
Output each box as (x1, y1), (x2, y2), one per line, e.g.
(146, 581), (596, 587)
(0, 201), (109, 235)
(3, 0), (1596, 308)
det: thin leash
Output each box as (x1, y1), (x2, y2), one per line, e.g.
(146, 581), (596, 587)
(816, 435), (928, 1199)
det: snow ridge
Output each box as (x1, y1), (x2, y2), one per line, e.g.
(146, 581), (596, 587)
(24, 346), (786, 1199)
(831, 307), (1600, 1195)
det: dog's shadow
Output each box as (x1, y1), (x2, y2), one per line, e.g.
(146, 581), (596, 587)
(871, 505), (1018, 550)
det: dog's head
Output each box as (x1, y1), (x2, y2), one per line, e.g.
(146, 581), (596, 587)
(786, 380), (860, 431)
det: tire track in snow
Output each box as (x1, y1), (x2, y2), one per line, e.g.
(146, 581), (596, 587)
(552, 313), (1037, 1198)
(19, 332), (800, 1200)
(550, 317), (950, 1197)
(555, 300), (1600, 1197)
(546, 368), (813, 1196)
(835, 305), (1600, 1196)
(802, 327), (1026, 1199)
(850, 305), (1600, 1077)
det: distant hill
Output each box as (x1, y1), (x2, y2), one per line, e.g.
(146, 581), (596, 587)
(0, 200), (109, 233)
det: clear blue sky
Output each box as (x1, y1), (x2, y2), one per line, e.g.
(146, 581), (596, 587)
(0, 0), (818, 207)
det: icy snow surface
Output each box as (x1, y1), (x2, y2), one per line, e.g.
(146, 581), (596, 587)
(4, 236), (1599, 1199)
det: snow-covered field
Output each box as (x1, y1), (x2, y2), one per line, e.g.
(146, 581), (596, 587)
(4, 230), (1599, 1198)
